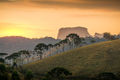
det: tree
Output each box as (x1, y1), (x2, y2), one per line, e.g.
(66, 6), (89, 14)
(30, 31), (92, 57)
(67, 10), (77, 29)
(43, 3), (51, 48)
(103, 32), (116, 40)
(0, 64), (9, 80)
(54, 43), (61, 54)
(0, 58), (5, 63)
(19, 50), (30, 64)
(47, 44), (54, 56)
(11, 71), (21, 80)
(66, 34), (82, 48)
(25, 70), (34, 80)
(19, 50), (30, 55)
(117, 34), (120, 38)
(12, 62), (17, 68)
(45, 67), (72, 80)
(58, 39), (68, 52)
(34, 43), (48, 59)
(48, 44), (53, 48)
(0, 64), (6, 72)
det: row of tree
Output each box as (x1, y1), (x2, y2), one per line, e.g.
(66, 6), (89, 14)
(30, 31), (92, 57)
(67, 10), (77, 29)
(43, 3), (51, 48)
(4, 33), (120, 66)
(103, 32), (120, 40)
(34, 33), (83, 59)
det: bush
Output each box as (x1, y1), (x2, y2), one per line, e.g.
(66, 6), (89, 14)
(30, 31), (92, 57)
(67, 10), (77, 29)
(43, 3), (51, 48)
(0, 64), (10, 80)
(0, 72), (10, 80)
(0, 64), (6, 72)
(25, 70), (34, 80)
(44, 67), (72, 80)
(11, 71), (21, 80)
(96, 72), (117, 80)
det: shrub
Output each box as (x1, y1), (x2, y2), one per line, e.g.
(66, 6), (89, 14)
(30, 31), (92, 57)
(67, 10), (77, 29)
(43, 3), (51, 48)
(97, 72), (117, 80)
(0, 64), (6, 72)
(44, 67), (72, 80)
(11, 71), (21, 80)
(25, 70), (34, 80)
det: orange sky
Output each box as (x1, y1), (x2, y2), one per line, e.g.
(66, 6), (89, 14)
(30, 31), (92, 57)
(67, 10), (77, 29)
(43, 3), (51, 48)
(0, 0), (120, 38)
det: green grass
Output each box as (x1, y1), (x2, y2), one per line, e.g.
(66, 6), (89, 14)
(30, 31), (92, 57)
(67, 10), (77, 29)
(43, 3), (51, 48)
(24, 39), (120, 77)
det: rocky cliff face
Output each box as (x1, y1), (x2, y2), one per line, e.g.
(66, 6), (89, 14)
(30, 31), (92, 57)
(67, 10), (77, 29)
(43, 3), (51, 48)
(57, 27), (91, 40)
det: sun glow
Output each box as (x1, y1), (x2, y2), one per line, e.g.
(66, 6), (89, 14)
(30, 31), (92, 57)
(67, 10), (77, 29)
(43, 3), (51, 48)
(0, 0), (120, 38)
(4, 29), (22, 36)
(1, 28), (25, 37)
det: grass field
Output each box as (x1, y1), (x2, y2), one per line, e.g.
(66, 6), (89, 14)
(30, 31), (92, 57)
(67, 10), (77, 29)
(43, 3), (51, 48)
(24, 39), (120, 77)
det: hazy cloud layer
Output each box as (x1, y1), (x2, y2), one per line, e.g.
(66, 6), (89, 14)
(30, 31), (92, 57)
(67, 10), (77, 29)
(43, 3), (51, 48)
(0, 0), (10, 2)
(31, 0), (120, 11)
(0, 0), (17, 2)
(0, 0), (120, 11)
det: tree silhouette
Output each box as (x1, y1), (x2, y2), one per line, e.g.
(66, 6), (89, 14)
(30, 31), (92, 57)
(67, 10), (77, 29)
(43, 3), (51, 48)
(0, 58), (5, 63)
(25, 70), (34, 80)
(34, 43), (48, 59)
(11, 71), (21, 80)
(103, 32), (116, 40)
(45, 67), (72, 80)
(0, 64), (9, 80)
(66, 33), (82, 48)
(97, 72), (117, 80)
(0, 64), (6, 72)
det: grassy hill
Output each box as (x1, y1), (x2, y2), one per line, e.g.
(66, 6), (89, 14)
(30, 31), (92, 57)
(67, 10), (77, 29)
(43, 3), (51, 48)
(24, 39), (120, 77)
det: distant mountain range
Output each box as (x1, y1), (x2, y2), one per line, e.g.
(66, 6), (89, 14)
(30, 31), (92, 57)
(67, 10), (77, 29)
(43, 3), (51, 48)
(0, 36), (60, 54)
(0, 26), (106, 54)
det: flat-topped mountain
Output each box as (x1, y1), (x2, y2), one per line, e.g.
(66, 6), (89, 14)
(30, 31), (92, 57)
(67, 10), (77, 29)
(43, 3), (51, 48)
(57, 27), (91, 40)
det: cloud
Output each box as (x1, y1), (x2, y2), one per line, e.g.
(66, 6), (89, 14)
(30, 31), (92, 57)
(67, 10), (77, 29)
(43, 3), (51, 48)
(30, 0), (120, 11)
(0, 0), (18, 2)
(0, 0), (10, 2)
(0, 0), (120, 11)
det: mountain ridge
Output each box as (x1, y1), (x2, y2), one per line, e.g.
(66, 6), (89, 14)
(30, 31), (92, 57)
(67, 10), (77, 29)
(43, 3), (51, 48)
(0, 36), (60, 54)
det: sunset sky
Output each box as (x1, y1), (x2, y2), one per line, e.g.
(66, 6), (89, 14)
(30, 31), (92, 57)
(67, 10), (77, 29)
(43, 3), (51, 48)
(0, 0), (120, 38)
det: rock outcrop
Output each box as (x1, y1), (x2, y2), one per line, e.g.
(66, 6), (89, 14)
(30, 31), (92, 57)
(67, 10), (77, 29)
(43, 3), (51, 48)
(57, 27), (91, 40)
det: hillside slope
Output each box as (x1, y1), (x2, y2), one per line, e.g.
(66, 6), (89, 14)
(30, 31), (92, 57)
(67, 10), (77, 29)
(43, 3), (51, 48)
(24, 39), (120, 77)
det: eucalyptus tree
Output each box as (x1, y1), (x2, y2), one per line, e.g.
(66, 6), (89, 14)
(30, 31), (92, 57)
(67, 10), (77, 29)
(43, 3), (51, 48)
(66, 33), (82, 49)
(18, 50), (30, 65)
(5, 50), (30, 65)
(47, 44), (54, 57)
(59, 39), (69, 52)
(54, 43), (61, 54)
(103, 32), (116, 40)
(5, 52), (20, 66)
(34, 43), (48, 59)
